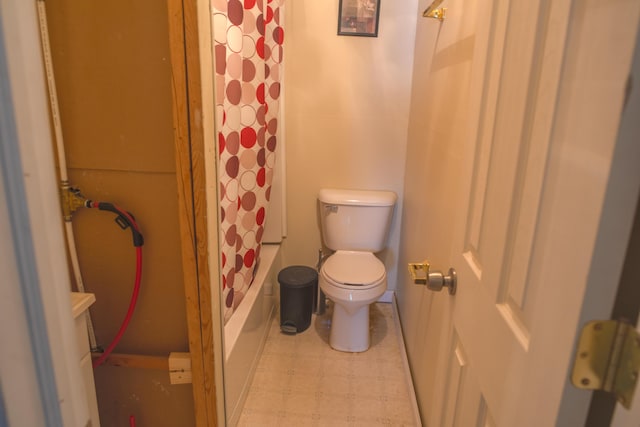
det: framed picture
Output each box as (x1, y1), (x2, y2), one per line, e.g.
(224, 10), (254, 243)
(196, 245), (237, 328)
(337, 0), (381, 37)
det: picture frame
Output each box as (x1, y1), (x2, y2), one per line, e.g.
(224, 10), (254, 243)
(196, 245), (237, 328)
(337, 0), (381, 37)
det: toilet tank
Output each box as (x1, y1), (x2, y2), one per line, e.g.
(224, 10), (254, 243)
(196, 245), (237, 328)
(318, 189), (397, 252)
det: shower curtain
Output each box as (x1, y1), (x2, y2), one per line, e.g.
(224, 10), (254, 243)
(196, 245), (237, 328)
(212, 0), (284, 323)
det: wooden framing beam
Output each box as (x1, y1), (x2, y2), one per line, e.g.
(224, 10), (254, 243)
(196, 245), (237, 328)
(166, 0), (218, 425)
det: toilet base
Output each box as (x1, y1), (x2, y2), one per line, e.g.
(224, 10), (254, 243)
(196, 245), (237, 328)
(329, 302), (371, 352)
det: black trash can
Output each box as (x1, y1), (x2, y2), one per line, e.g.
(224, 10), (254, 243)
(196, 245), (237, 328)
(278, 265), (317, 334)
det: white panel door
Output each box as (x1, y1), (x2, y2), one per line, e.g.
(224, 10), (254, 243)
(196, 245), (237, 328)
(426, 1), (640, 426)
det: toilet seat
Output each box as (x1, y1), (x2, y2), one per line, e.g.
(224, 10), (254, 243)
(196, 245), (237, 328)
(322, 250), (385, 289)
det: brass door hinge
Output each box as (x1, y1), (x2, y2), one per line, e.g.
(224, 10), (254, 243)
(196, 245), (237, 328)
(571, 320), (640, 409)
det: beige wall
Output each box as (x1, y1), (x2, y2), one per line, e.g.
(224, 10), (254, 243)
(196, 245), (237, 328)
(395, 0), (479, 422)
(282, 0), (418, 288)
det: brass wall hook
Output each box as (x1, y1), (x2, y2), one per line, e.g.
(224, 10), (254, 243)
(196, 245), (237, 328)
(423, 0), (446, 22)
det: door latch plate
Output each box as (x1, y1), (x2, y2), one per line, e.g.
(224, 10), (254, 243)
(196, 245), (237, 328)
(408, 261), (429, 284)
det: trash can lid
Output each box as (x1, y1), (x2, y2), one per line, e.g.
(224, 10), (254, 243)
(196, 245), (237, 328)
(278, 265), (317, 288)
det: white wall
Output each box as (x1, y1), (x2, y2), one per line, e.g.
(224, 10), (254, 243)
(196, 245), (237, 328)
(282, 0), (418, 289)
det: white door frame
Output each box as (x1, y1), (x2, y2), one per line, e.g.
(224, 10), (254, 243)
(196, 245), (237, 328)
(584, 17), (640, 426)
(0, 1), (90, 426)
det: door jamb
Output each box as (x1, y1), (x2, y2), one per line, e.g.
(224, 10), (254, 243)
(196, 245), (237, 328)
(585, 26), (640, 426)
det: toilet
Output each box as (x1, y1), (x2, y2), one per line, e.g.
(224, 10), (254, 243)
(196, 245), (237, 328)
(318, 188), (397, 352)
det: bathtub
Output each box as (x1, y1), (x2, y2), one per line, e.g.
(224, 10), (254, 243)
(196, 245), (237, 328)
(224, 243), (281, 426)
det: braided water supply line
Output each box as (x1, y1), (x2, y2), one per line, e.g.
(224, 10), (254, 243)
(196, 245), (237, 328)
(86, 201), (144, 369)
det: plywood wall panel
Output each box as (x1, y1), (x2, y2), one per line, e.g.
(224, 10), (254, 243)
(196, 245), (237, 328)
(46, 0), (176, 174)
(94, 366), (195, 427)
(68, 169), (189, 354)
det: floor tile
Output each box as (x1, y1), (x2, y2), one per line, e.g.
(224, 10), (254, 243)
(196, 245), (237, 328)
(237, 302), (418, 426)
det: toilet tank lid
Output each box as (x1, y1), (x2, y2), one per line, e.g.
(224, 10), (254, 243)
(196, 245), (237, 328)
(318, 189), (397, 207)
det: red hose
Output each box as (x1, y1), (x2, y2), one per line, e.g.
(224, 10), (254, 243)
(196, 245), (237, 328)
(92, 203), (143, 369)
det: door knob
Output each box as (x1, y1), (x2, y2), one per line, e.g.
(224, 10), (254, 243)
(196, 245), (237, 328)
(408, 261), (457, 295)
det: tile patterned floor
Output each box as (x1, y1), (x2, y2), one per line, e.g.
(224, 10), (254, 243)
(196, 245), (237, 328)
(237, 302), (419, 426)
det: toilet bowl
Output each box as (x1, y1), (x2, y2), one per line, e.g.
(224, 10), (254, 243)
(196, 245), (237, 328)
(319, 250), (387, 352)
(318, 188), (396, 352)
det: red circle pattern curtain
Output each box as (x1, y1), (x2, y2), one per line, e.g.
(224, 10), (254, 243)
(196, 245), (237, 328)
(213, 0), (284, 323)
